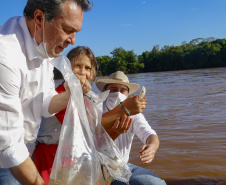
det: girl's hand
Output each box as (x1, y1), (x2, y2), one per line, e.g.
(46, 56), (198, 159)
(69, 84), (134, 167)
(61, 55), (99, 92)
(75, 74), (92, 94)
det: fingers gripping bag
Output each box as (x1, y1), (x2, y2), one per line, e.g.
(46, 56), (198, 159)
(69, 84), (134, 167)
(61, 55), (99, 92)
(49, 56), (131, 185)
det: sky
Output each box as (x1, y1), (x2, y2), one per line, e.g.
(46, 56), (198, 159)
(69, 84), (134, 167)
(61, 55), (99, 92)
(1, 0), (226, 57)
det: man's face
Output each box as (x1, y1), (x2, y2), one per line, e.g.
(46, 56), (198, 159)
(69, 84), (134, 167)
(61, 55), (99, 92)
(105, 83), (129, 96)
(44, 2), (83, 57)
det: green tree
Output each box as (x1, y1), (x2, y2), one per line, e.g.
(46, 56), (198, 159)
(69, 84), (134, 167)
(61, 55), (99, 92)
(54, 37), (226, 78)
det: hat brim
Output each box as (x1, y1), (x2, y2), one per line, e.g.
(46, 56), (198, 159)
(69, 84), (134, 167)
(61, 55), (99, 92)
(96, 78), (140, 95)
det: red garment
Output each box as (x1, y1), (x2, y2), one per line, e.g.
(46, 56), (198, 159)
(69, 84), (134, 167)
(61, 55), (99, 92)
(55, 83), (66, 124)
(33, 143), (58, 184)
(33, 83), (66, 184)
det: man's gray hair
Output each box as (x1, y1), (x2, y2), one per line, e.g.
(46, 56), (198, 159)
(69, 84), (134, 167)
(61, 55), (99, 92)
(23, 0), (92, 22)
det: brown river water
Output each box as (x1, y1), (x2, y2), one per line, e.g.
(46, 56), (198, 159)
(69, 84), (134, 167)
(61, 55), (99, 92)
(56, 67), (226, 185)
(125, 67), (226, 185)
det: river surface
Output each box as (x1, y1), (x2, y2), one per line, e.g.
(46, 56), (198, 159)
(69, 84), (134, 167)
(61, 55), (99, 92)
(56, 67), (226, 185)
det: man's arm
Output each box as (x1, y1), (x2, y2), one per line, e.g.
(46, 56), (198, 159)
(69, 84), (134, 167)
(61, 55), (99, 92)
(0, 63), (45, 184)
(10, 157), (45, 185)
(139, 134), (160, 164)
(48, 89), (70, 114)
(101, 95), (146, 130)
(48, 76), (91, 114)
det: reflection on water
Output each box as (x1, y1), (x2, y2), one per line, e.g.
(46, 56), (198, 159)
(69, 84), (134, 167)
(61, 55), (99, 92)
(55, 67), (226, 185)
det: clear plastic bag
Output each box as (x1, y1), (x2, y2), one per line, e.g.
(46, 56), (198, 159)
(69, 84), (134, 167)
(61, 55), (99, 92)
(49, 56), (131, 185)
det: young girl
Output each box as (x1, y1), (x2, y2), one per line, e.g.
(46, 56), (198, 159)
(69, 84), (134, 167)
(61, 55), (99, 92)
(33, 46), (134, 184)
(33, 46), (98, 184)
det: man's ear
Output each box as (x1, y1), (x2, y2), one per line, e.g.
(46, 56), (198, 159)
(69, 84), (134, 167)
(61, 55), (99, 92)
(33, 9), (45, 29)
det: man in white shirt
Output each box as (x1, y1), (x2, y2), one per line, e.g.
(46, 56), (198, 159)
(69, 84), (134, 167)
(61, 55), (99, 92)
(96, 71), (167, 185)
(0, 0), (92, 184)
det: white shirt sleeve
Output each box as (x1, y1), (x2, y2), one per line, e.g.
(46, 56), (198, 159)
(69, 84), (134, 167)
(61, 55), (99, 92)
(0, 62), (29, 168)
(132, 113), (157, 144)
(42, 76), (58, 118)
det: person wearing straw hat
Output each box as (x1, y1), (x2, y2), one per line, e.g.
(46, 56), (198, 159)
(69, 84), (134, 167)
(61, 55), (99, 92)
(96, 71), (167, 185)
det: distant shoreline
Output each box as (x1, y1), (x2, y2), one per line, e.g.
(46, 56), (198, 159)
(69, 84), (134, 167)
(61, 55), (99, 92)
(54, 66), (226, 80)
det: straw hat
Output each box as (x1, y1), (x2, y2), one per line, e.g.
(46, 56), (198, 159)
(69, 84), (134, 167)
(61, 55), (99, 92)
(96, 71), (140, 95)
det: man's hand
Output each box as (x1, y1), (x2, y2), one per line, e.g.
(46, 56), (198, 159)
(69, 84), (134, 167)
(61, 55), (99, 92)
(139, 135), (159, 164)
(101, 96), (146, 130)
(122, 95), (147, 115)
(107, 115), (133, 140)
(75, 74), (92, 94)
(139, 144), (157, 164)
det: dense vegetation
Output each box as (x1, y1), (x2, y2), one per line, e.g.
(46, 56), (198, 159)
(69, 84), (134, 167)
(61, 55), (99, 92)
(54, 37), (226, 79)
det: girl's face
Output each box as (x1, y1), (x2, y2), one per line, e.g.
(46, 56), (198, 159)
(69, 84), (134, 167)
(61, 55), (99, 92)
(71, 54), (93, 81)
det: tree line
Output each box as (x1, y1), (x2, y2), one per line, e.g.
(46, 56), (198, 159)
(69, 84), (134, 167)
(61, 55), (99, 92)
(54, 37), (226, 79)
